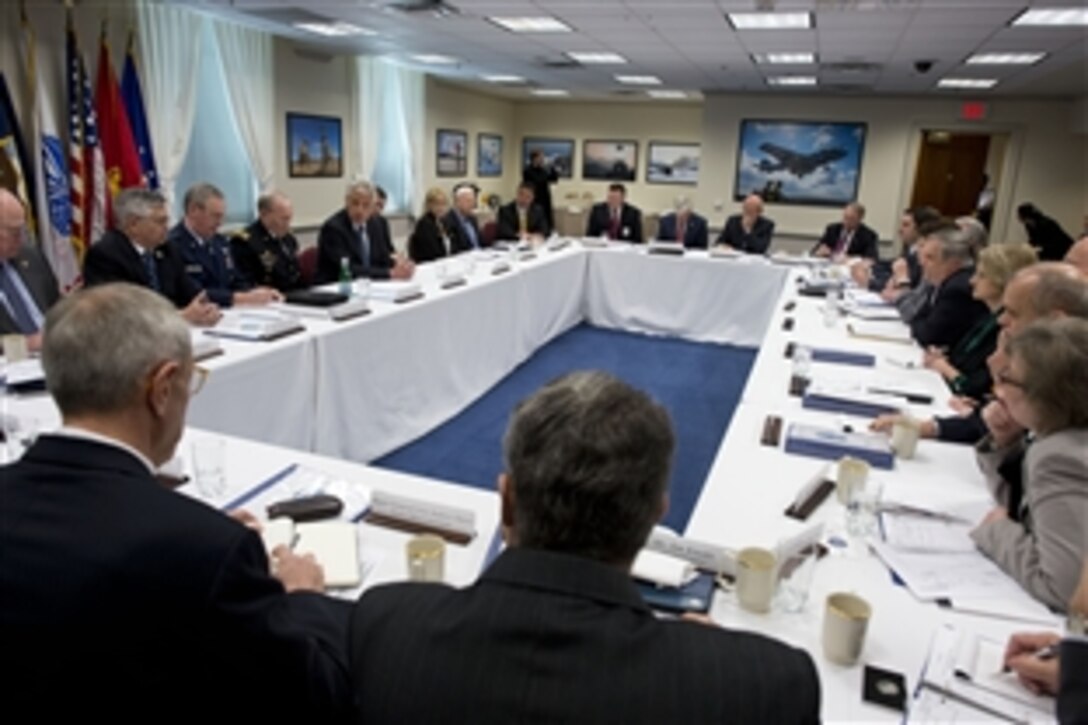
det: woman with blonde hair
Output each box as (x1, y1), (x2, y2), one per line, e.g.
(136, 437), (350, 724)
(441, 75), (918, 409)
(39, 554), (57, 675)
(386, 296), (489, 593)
(409, 187), (469, 263)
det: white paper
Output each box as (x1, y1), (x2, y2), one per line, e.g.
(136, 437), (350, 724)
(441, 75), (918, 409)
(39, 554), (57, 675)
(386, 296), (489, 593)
(848, 320), (914, 344)
(206, 310), (303, 341)
(4, 358), (45, 386)
(369, 280), (423, 301)
(631, 549), (696, 588)
(880, 513), (980, 554)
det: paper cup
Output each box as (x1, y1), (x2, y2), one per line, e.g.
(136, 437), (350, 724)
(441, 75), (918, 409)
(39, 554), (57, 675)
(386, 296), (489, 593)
(891, 418), (921, 460)
(822, 592), (872, 665)
(736, 547), (777, 613)
(836, 457), (870, 505)
(406, 534), (446, 582)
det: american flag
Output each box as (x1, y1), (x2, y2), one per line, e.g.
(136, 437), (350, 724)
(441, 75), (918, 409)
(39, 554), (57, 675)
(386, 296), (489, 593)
(66, 21), (105, 260)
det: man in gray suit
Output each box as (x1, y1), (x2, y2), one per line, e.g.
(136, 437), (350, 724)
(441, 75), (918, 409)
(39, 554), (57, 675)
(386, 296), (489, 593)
(0, 188), (59, 352)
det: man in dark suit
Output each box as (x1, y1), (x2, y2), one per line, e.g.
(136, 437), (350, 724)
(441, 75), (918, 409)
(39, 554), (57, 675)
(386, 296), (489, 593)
(230, 191), (305, 292)
(812, 202), (879, 260)
(373, 185), (397, 258)
(854, 206), (941, 295)
(911, 225), (989, 348)
(496, 183), (548, 241)
(0, 188), (59, 352)
(349, 371), (820, 724)
(657, 195), (709, 248)
(316, 180), (414, 284)
(586, 183), (644, 243)
(444, 183), (486, 250)
(522, 149), (559, 232)
(0, 283), (351, 721)
(717, 194), (775, 254)
(168, 183), (281, 307)
(83, 188), (221, 326)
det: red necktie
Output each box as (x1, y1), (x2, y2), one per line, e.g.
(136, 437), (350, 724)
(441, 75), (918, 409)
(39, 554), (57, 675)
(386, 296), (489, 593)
(836, 230), (850, 254)
(676, 219), (685, 242)
(609, 209), (621, 239)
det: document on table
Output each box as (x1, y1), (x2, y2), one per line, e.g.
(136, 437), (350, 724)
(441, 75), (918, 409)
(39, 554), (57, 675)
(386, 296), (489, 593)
(880, 513), (978, 554)
(848, 320), (914, 344)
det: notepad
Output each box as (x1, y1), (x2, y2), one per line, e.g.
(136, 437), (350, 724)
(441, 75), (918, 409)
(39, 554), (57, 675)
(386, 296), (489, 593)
(848, 321), (914, 344)
(206, 310), (305, 341)
(368, 280), (424, 303)
(262, 518), (361, 588)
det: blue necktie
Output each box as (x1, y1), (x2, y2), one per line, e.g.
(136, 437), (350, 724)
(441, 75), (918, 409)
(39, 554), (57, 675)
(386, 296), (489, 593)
(464, 219), (480, 249)
(0, 262), (38, 333)
(358, 226), (371, 272)
(142, 251), (161, 292)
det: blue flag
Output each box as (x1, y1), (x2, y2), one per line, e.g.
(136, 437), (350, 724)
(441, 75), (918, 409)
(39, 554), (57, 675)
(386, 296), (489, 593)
(0, 72), (37, 214)
(120, 38), (158, 190)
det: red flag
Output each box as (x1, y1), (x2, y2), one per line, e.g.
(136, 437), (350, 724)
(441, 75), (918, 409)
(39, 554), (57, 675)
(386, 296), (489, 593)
(94, 31), (142, 221)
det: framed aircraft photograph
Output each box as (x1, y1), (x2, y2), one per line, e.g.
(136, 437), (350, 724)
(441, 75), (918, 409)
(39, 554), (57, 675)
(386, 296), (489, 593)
(436, 129), (468, 177)
(647, 142), (700, 185)
(521, 137), (574, 179)
(477, 133), (503, 177)
(733, 120), (867, 206)
(582, 140), (638, 182)
(287, 113), (342, 178)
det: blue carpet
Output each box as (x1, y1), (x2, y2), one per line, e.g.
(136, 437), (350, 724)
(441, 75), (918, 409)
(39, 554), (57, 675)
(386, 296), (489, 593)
(373, 324), (755, 532)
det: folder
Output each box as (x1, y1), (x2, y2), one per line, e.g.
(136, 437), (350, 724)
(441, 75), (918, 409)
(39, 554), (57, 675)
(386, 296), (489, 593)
(636, 572), (715, 614)
(784, 422), (895, 469)
(809, 347), (876, 367)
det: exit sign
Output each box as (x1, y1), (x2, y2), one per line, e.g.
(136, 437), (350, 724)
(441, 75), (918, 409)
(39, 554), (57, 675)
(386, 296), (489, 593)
(961, 101), (988, 121)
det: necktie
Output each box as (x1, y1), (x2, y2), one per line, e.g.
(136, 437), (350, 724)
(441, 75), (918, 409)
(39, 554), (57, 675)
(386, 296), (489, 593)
(358, 226), (371, 271)
(465, 220), (479, 249)
(835, 230), (850, 255)
(518, 210), (527, 235)
(609, 209), (621, 239)
(676, 219), (685, 243)
(142, 251), (161, 292)
(0, 262), (38, 333)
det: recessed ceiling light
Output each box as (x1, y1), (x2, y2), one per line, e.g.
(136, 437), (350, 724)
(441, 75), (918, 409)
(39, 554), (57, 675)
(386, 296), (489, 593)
(410, 54), (457, 65)
(531, 89), (570, 97)
(966, 52), (1046, 65)
(1011, 8), (1088, 26)
(937, 78), (998, 89)
(754, 52), (816, 64)
(489, 16), (572, 33)
(647, 90), (687, 99)
(482, 74), (526, 84)
(728, 12), (812, 30)
(767, 75), (817, 87)
(566, 51), (628, 65)
(615, 75), (662, 86)
(294, 22), (377, 37)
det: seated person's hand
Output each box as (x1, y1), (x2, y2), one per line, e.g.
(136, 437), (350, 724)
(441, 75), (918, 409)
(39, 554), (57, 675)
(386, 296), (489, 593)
(1071, 560), (1088, 615)
(271, 545), (325, 593)
(228, 509), (262, 532)
(948, 395), (978, 414)
(182, 292), (222, 327)
(890, 258), (909, 279)
(1004, 632), (1061, 695)
(680, 612), (718, 627)
(922, 346), (945, 368)
(235, 287), (283, 306)
(26, 332), (43, 353)
(977, 506), (1008, 529)
(879, 285), (903, 304)
(849, 262), (871, 287)
(870, 414), (937, 439)
(981, 400), (1024, 447)
(391, 256), (415, 280)
(812, 245), (831, 258)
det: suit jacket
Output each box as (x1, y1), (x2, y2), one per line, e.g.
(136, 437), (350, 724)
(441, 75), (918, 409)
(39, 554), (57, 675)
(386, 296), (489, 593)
(0, 435), (352, 721)
(315, 209), (395, 284)
(496, 202), (548, 241)
(83, 229), (201, 309)
(658, 212), (709, 249)
(0, 244), (59, 335)
(1026, 216), (1075, 262)
(717, 214), (775, 254)
(229, 219), (305, 292)
(972, 427), (1088, 611)
(349, 547), (820, 724)
(909, 267), (990, 348)
(408, 212), (470, 263)
(523, 164), (559, 227)
(945, 311), (999, 400)
(166, 222), (250, 307)
(813, 222), (880, 261)
(586, 202), (644, 243)
(935, 407), (987, 445)
(443, 209), (485, 251)
(1059, 638), (1088, 724)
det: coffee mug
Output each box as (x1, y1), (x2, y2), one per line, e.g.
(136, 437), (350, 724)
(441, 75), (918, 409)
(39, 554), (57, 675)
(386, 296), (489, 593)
(822, 592), (872, 665)
(836, 457), (870, 505)
(406, 534), (446, 582)
(2, 334), (29, 363)
(890, 417), (921, 460)
(736, 547), (777, 614)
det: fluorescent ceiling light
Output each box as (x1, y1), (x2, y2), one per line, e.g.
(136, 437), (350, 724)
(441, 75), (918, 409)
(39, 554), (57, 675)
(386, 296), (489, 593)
(937, 78), (998, 89)
(482, 74), (525, 83)
(966, 52), (1045, 65)
(615, 74), (662, 85)
(410, 54), (457, 65)
(728, 12), (812, 30)
(531, 89), (570, 97)
(294, 22), (377, 37)
(754, 52), (816, 64)
(1011, 8), (1088, 26)
(489, 16), (572, 33)
(566, 51), (627, 64)
(767, 75), (817, 86)
(647, 90), (687, 99)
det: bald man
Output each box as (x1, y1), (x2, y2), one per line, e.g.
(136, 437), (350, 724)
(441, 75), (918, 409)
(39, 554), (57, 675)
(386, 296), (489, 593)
(716, 194), (775, 254)
(0, 188), (60, 351)
(812, 202), (879, 260)
(230, 192), (305, 292)
(1065, 236), (1088, 276)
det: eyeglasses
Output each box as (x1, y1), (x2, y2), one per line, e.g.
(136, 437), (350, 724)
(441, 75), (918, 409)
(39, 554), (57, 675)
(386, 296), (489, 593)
(189, 365), (209, 396)
(995, 368), (1026, 390)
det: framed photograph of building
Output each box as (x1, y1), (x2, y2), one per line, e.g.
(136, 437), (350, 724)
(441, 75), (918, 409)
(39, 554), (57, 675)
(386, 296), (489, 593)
(582, 139), (638, 182)
(477, 133), (503, 177)
(734, 119), (867, 206)
(521, 137), (574, 179)
(646, 142), (700, 185)
(287, 113), (342, 178)
(437, 129), (469, 177)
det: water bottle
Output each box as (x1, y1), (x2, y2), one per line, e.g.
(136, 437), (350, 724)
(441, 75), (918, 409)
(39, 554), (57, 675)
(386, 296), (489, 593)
(823, 287), (840, 327)
(792, 345), (812, 379)
(338, 257), (353, 296)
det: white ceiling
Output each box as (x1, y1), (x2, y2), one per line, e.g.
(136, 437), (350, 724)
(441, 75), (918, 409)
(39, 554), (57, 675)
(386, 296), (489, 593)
(190, 0), (1088, 100)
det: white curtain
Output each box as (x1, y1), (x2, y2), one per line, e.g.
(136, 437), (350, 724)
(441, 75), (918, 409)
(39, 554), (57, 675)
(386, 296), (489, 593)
(212, 18), (275, 191)
(135, 0), (203, 210)
(353, 56), (425, 213)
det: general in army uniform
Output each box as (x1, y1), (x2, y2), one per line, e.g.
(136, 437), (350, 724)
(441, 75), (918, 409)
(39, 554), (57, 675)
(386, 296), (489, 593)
(231, 192), (306, 292)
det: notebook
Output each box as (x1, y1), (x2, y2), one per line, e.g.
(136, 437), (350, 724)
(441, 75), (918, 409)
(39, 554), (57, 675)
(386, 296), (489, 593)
(262, 518), (361, 588)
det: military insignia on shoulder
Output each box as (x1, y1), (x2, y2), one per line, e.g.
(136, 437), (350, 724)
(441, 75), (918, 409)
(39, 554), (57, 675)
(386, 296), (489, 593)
(234, 230), (251, 242)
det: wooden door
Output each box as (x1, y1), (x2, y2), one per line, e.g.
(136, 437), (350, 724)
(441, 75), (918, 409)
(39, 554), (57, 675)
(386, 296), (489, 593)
(910, 132), (991, 217)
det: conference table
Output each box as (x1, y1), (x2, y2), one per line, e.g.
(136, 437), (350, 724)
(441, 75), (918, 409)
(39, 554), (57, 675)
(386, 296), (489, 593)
(1, 241), (1059, 722)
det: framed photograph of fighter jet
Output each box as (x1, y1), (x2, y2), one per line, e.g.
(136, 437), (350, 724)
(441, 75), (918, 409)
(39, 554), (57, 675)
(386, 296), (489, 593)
(733, 120), (867, 206)
(647, 142), (700, 185)
(582, 140), (638, 182)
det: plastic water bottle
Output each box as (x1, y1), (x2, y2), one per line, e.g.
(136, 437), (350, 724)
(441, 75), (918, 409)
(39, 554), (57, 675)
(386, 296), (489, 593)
(338, 257), (353, 296)
(823, 287), (840, 327)
(792, 345), (812, 379)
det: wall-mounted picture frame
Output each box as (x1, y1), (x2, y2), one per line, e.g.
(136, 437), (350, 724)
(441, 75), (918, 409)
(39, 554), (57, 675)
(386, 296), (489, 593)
(646, 141), (700, 185)
(477, 133), (503, 177)
(286, 113), (342, 178)
(582, 139), (638, 182)
(734, 119), (867, 206)
(521, 137), (574, 179)
(437, 129), (469, 177)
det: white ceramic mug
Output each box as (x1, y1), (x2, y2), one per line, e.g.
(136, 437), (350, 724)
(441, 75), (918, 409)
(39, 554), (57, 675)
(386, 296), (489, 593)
(736, 547), (777, 614)
(822, 592), (872, 665)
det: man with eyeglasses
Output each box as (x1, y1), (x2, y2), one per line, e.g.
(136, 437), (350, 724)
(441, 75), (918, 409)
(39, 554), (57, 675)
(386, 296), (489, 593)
(0, 283), (353, 721)
(0, 188), (60, 352)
